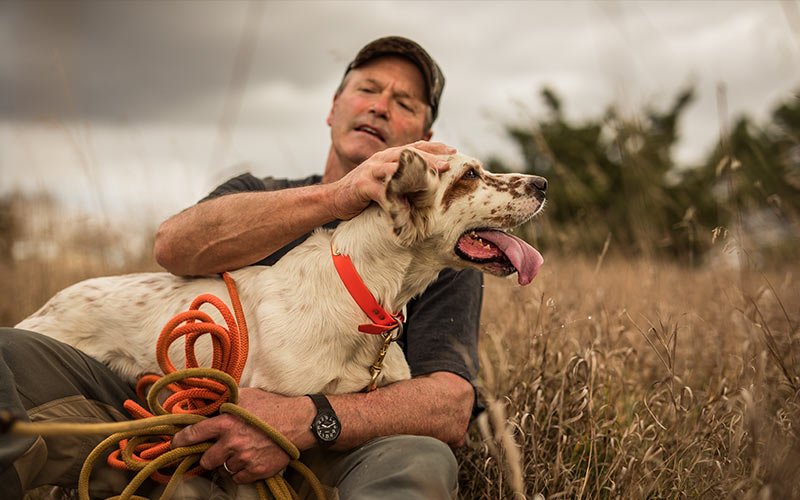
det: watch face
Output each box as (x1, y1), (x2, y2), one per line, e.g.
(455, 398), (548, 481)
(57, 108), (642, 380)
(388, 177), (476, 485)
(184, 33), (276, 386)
(313, 411), (341, 442)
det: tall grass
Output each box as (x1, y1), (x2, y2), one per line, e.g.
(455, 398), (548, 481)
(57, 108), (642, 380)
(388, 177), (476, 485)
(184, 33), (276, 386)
(4, 196), (799, 498)
(0, 193), (158, 326)
(460, 255), (799, 498)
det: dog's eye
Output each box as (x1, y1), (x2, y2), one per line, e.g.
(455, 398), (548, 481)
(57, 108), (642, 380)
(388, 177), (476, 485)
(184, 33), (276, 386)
(462, 168), (480, 180)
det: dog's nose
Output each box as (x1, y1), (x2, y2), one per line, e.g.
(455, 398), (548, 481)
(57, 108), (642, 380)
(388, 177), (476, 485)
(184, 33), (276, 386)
(532, 176), (547, 192)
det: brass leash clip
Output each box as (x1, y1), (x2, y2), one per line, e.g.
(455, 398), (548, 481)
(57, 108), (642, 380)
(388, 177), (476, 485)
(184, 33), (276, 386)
(367, 321), (404, 392)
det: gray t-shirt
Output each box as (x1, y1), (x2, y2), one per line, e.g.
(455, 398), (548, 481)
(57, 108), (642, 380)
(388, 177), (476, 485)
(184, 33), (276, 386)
(201, 173), (483, 392)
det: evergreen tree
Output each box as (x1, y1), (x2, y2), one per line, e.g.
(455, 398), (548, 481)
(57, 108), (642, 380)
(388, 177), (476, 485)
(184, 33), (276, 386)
(491, 87), (799, 264)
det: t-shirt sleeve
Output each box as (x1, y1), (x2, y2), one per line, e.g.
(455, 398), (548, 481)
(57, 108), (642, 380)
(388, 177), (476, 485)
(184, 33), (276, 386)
(402, 268), (483, 384)
(199, 173), (288, 203)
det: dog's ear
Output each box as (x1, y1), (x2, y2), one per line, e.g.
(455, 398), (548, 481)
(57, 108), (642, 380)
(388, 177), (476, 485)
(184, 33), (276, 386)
(382, 149), (439, 246)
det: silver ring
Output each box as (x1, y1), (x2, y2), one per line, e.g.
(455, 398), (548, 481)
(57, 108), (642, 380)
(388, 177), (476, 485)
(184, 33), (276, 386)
(223, 460), (234, 474)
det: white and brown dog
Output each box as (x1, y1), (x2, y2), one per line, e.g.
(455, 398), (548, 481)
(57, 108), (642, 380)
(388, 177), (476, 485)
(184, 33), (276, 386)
(17, 150), (546, 395)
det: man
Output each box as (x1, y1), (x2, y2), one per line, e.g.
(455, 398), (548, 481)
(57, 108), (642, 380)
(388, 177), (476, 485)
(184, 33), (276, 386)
(0, 36), (481, 499)
(157, 36), (482, 498)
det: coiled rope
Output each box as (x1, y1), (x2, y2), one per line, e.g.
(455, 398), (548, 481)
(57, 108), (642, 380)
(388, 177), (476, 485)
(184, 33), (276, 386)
(10, 272), (326, 500)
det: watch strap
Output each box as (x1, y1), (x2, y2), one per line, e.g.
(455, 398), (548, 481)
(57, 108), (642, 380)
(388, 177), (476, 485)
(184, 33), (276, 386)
(307, 393), (333, 412)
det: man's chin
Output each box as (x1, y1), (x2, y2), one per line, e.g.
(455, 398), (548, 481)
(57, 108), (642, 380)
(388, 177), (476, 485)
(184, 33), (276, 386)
(344, 142), (387, 165)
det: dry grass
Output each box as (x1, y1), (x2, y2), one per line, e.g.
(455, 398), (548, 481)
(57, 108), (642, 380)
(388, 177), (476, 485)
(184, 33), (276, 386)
(0, 194), (159, 326)
(4, 202), (799, 498)
(460, 255), (800, 499)
(1, 255), (157, 327)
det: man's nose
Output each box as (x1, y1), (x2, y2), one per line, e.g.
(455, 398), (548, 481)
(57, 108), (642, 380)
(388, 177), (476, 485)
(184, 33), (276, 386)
(370, 93), (390, 117)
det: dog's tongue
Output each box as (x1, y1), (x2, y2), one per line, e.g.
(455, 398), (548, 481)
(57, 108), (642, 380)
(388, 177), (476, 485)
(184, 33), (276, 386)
(475, 230), (544, 285)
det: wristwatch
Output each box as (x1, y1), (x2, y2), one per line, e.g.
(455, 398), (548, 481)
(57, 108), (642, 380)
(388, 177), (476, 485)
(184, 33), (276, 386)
(307, 394), (341, 447)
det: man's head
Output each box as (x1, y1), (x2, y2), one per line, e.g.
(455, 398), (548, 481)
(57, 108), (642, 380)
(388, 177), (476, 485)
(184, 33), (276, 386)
(326, 36), (445, 173)
(338, 36), (445, 128)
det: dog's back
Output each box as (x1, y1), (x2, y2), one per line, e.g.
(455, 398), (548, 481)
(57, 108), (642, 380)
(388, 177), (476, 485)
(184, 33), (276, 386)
(16, 229), (412, 396)
(17, 271), (247, 381)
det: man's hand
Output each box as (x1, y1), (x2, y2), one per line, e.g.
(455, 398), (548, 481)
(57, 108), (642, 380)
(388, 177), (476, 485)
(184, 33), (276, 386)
(171, 389), (316, 484)
(329, 140), (456, 220)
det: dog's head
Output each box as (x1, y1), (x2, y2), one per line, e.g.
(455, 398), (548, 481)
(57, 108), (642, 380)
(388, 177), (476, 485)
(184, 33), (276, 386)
(382, 149), (546, 285)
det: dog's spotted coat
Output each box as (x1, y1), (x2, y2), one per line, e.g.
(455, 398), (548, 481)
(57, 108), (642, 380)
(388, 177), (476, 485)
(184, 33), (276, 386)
(17, 151), (546, 396)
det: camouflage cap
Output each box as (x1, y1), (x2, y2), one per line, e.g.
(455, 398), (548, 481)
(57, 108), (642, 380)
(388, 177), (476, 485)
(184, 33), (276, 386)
(344, 36), (445, 124)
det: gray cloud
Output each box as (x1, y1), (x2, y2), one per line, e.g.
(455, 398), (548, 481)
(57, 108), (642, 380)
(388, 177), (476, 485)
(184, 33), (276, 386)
(2, 1), (254, 122)
(0, 1), (443, 123)
(4, 1), (795, 125)
(1, 0), (798, 223)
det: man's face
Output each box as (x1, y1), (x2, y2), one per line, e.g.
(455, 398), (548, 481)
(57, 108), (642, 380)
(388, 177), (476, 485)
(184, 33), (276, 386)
(327, 56), (433, 169)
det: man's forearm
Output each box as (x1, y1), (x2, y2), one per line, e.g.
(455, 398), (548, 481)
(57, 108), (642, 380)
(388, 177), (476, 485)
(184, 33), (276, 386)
(154, 184), (337, 276)
(154, 144), (454, 277)
(326, 372), (474, 449)
(172, 372), (475, 481)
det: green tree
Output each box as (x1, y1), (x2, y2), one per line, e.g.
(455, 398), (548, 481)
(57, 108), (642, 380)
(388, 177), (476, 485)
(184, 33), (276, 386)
(491, 86), (700, 260)
(491, 86), (800, 264)
(688, 91), (800, 262)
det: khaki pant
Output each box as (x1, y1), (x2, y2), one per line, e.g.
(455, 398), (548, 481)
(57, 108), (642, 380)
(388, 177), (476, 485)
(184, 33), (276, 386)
(287, 435), (459, 499)
(0, 329), (458, 499)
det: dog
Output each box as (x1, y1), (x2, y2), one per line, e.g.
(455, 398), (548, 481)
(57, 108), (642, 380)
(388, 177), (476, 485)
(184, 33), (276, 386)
(16, 150), (546, 396)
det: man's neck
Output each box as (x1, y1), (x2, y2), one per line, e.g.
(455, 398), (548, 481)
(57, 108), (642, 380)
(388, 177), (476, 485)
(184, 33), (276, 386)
(322, 147), (358, 184)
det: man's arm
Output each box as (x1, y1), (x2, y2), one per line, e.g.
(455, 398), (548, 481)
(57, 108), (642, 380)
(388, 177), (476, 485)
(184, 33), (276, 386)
(154, 141), (454, 276)
(154, 185), (338, 276)
(326, 371), (473, 449)
(171, 372), (474, 484)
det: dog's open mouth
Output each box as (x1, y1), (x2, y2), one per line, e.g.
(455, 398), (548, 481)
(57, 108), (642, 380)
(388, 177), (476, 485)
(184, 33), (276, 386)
(455, 229), (543, 285)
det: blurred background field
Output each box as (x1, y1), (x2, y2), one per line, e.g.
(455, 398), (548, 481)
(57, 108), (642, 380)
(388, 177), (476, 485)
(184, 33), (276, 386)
(2, 1), (799, 498)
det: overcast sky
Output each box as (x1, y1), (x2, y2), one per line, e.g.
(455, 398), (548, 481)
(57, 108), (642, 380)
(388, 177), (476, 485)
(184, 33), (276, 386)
(1, 0), (798, 227)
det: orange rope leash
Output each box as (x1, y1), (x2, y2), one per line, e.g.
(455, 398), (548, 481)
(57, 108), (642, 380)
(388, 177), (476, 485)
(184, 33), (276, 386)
(109, 272), (249, 483)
